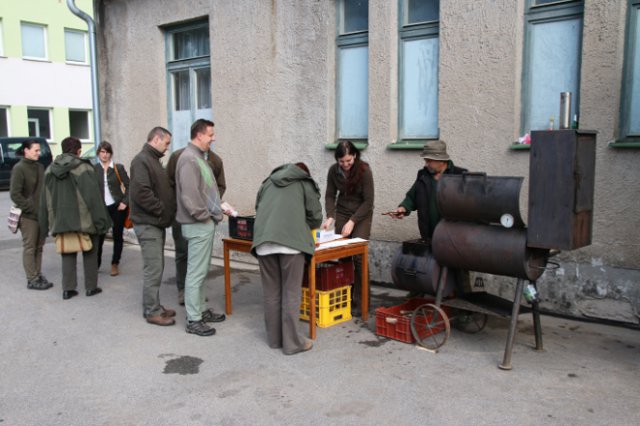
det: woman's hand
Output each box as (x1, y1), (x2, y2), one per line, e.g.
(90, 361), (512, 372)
(321, 217), (334, 230)
(117, 202), (127, 211)
(340, 220), (355, 237)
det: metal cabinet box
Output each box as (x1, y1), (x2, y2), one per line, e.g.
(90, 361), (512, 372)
(527, 130), (596, 250)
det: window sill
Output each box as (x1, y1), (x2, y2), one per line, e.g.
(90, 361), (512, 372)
(387, 140), (434, 150)
(609, 140), (640, 149)
(509, 143), (531, 151)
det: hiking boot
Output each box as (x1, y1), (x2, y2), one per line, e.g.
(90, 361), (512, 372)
(110, 264), (119, 276)
(186, 320), (216, 336)
(178, 290), (185, 306)
(146, 315), (175, 326)
(27, 277), (53, 290)
(38, 274), (54, 288)
(201, 309), (226, 323)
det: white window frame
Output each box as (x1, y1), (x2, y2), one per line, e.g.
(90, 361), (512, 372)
(27, 108), (53, 141)
(0, 19), (5, 57)
(64, 28), (88, 64)
(21, 22), (48, 61)
(69, 109), (92, 141)
(0, 106), (10, 137)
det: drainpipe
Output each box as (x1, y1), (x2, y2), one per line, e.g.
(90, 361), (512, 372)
(66, 0), (101, 150)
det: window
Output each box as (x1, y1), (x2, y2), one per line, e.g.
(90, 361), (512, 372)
(620, 0), (640, 140)
(69, 110), (90, 140)
(165, 21), (212, 150)
(64, 29), (87, 63)
(337, 0), (369, 142)
(27, 108), (51, 140)
(399, 0), (440, 142)
(0, 107), (9, 137)
(0, 19), (5, 56)
(522, 1), (583, 133)
(21, 22), (48, 60)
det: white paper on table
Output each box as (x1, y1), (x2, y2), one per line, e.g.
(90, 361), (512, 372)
(315, 237), (368, 251)
(316, 229), (344, 244)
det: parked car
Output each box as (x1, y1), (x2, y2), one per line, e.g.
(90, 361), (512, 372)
(0, 137), (53, 189)
(81, 145), (99, 165)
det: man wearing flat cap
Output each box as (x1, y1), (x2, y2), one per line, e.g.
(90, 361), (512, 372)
(389, 140), (467, 241)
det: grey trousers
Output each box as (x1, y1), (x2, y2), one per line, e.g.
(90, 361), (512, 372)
(19, 217), (44, 281)
(61, 234), (99, 292)
(134, 224), (166, 318)
(258, 253), (307, 354)
(171, 221), (188, 292)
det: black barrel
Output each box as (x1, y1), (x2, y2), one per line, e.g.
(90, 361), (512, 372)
(432, 220), (549, 281)
(437, 173), (525, 228)
(390, 240), (457, 297)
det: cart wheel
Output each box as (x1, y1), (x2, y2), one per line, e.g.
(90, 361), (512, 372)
(410, 303), (450, 350)
(454, 310), (488, 334)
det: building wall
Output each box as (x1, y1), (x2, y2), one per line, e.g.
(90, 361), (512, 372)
(0, 0), (94, 154)
(95, 0), (640, 326)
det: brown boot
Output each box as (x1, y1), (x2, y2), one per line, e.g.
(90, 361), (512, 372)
(146, 315), (175, 326)
(110, 264), (119, 276)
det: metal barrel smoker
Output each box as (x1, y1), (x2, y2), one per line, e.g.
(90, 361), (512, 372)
(397, 130), (597, 370)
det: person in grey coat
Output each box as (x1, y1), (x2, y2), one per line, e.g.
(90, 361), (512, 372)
(251, 163), (323, 355)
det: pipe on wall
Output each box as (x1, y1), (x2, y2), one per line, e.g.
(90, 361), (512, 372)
(66, 0), (100, 149)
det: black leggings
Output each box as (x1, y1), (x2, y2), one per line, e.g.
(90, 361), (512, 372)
(98, 203), (127, 267)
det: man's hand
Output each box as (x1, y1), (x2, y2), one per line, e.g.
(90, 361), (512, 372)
(383, 206), (407, 219)
(117, 202), (127, 211)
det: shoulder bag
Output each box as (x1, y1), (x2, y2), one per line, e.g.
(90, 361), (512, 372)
(7, 205), (22, 234)
(55, 232), (93, 254)
(113, 164), (134, 229)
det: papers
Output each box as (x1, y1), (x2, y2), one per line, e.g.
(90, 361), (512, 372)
(315, 237), (368, 251)
(315, 229), (344, 244)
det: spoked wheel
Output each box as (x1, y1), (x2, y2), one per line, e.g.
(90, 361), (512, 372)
(410, 303), (451, 350)
(453, 310), (488, 334)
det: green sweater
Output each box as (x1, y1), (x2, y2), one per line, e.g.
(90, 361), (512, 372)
(10, 158), (44, 221)
(251, 164), (323, 257)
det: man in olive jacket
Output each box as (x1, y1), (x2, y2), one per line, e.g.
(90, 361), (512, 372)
(129, 126), (177, 326)
(40, 137), (112, 300)
(251, 163), (323, 355)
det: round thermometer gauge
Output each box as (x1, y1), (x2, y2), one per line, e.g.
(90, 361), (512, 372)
(500, 213), (514, 228)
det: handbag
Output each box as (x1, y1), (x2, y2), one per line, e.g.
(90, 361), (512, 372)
(55, 232), (93, 254)
(113, 164), (133, 229)
(7, 205), (22, 234)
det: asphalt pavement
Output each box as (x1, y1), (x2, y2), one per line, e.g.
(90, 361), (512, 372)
(0, 190), (639, 426)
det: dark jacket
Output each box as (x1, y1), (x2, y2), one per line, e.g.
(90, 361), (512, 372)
(129, 144), (176, 228)
(399, 162), (467, 240)
(39, 153), (112, 236)
(251, 164), (323, 258)
(94, 162), (129, 206)
(166, 147), (226, 198)
(324, 161), (374, 238)
(10, 158), (44, 221)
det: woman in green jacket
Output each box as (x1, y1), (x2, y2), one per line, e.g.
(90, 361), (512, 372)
(251, 163), (322, 355)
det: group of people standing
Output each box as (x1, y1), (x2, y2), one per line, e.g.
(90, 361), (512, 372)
(10, 120), (462, 354)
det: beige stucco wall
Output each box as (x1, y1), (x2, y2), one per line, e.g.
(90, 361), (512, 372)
(95, 0), (639, 324)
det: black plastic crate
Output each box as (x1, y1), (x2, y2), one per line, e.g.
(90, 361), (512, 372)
(229, 216), (255, 240)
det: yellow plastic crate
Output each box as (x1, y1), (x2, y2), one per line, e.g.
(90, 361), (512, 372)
(299, 285), (352, 328)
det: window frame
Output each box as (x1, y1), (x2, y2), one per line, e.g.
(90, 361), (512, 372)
(334, 0), (369, 146)
(64, 28), (88, 64)
(0, 19), (5, 57)
(26, 108), (53, 141)
(520, 0), (584, 136)
(395, 0), (440, 148)
(618, 0), (640, 144)
(20, 22), (48, 61)
(0, 106), (10, 137)
(69, 109), (91, 141)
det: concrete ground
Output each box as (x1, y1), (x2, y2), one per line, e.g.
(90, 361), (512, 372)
(1, 190), (639, 426)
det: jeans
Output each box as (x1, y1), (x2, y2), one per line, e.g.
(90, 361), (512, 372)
(182, 220), (216, 322)
(134, 224), (166, 318)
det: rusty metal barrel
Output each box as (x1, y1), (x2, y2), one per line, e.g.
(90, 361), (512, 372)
(432, 220), (549, 281)
(437, 173), (525, 227)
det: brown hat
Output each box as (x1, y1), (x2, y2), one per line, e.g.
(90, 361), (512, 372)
(420, 140), (450, 161)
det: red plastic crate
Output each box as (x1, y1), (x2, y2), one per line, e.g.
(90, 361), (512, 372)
(302, 260), (354, 291)
(375, 298), (449, 344)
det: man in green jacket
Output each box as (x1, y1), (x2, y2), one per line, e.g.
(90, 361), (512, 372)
(251, 163), (323, 355)
(10, 139), (52, 290)
(40, 137), (112, 300)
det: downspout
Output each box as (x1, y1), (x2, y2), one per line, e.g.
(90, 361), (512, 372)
(66, 0), (101, 149)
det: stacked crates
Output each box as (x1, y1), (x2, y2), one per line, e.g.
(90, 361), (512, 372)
(300, 260), (354, 327)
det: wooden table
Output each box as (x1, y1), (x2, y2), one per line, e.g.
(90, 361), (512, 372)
(222, 237), (369, 339)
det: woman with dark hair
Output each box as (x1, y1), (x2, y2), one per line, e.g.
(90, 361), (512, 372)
(251, 163), (323, 355)
(10, 139), (53, 290)
(95, 141), (129, 276)
(321, 140), (374, 315)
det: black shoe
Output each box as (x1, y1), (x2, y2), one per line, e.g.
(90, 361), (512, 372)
(63, 290), (79, 300)
(186, 320), (216, 336)
(27, 277), (53, 290)
(86, 288), (102, 297)
(201, 309), (226, 323)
